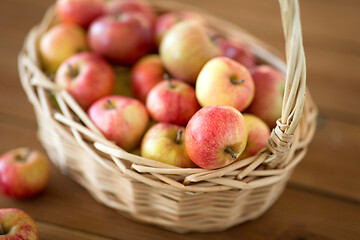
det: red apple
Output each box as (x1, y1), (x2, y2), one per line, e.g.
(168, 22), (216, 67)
(185, 105), (247, 169)
(130, 54), (165, 102)
(196, 57), (255, 112)
(55, 52), (115, 110)
(154, 11), (205, 46)
(160, 21), (220, 84)
(0, 148), (50, 199)
(39, 24), (88, 73)
(146, 78), (200, 126)
(0, 208), (39, 240)
(215, 37), (257, 70)
(88, 95), (149, 151)
(246, 65), (285, 128)
(56, 0), (105, 28)
(88, 12), (153, 66)
(239, 114), (270, 159)
(141, 123), (196, 168)
(106, 0), (156, 28)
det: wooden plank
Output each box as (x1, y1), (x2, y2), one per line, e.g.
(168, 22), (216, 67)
(37, 221), (111, 240)
(291, 115), (360, 202)
(0, 116), (359, 239)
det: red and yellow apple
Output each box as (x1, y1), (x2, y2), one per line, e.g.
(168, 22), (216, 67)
(196, 57), (255, 112)
(55, 52), (115, 110)
(88, 12), (153, 66)
(239, 114), (270, 159)
(88, 95), (149, 151)
(0, 148), (50, 199)
(39, 24), (88, 73)
(130, 54), (165, 102)
(146, 79), (200, 126)
(56, 0), (105, 28)
(185, 105), (248, 169)
(141, 123), (196, 168)
(160, 21), (220, 84)
(0, 208), (39, 240)
(246, 65), (285, 128)
(154, 11), (205, 45)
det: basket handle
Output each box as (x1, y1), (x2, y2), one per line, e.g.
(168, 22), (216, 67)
(267, 0), (307, 159)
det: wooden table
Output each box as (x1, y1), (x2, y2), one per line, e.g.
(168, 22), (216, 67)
(1, 0), (359, 239)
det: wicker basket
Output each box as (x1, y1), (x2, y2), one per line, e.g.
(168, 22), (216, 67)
(18, 0), (317, 233)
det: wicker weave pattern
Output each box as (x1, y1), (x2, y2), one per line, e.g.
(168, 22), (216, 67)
(18, 0), (318, 233)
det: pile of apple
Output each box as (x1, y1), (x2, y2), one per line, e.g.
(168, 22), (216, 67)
(39, 0), (285, 170)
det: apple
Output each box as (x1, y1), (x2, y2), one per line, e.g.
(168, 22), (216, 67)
(141, 123), (196, 168)
(196, 56), (255, 112)
(160, 21), (220, 84)
(88, 95), (149, 151)
(88, 12), (153, 66)
(146, 78), (200, 126)
(130, 54), (165, 102)
(0, 148), (50, 199)
(246, 65), (285, 128)
(56, 0), (105, 28)
(154, 11), (206, 46)
(106, 0), (156, 28)
(55, 52), (115, 110)
(39, 24), (88, 73)
(239, 114), (270, 159)
(214, 37), (257, 70)
(0, 208), (39, 240)
(185, 105), (247, 169)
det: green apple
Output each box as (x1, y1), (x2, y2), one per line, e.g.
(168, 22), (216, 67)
(160, 21), (220, 84)
(141, 123), (197, 168)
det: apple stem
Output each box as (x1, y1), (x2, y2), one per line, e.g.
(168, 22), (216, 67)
(230, 78), (245, 85)
(0, 224), (4, 235)
(163, 73), (174, 89)
(67, 64), (78, 78)
(106, 99), (115, 110)
(175, 129), (183, 144)
(208, 32), (223, 43)
(16, 148), (32, 162)
(224, 146), (237, 160)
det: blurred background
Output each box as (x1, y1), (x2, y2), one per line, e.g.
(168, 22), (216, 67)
(0, 0), (359, 239)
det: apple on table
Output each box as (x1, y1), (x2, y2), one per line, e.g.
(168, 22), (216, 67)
(141, 123), (196, 168)
(88, 95), (149, 151)
(39, 24), (88, 73)
(196, 56), (255, 112)
(146, 76), (200, 126)
(0, 148), (50, 199)
(55, 52), (115, 110)
(185, 105), (248, 169)
(0, 208), (39, 240)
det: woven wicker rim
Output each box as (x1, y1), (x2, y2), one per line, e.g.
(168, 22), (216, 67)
(18, 0), (318, 193)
